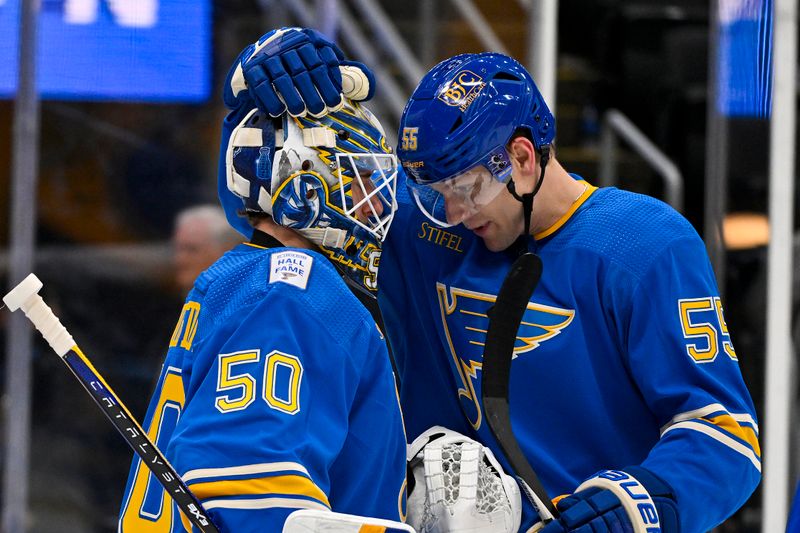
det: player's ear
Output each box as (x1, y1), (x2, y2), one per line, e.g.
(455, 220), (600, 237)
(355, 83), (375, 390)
(507, 136), (537, 175)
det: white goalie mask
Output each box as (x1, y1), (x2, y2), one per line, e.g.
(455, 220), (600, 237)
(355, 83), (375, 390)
(224, 100), (399, 295)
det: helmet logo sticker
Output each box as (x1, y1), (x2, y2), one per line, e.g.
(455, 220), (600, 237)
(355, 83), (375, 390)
(437, 70), (486, 111)
(486, 151), (511, 177)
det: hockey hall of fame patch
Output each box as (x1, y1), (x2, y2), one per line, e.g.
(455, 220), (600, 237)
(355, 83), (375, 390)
(270, 250), (314, 290)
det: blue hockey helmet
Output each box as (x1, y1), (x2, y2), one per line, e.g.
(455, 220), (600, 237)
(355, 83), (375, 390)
(397, 53), (555, 227)
(222, 100), (398, 294)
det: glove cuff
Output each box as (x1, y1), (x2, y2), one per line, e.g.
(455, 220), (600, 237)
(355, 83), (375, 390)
(575, 469), (663, 532)
(341, 60), (375, 101)
(625, 466), (679, 532)
(622, 466), (674, 498)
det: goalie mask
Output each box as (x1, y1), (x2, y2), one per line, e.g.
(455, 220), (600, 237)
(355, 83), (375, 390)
(223, 101), (398, 295)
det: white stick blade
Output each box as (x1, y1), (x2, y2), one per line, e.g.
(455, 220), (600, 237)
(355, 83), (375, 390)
(283, 509), (415, 533)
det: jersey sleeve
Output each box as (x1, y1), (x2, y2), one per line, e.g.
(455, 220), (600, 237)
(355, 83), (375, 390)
(167, 281), (405, 532)
(621, 234), (761, 532)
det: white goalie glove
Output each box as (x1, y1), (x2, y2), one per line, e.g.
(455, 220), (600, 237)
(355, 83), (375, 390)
(407, 426), (522, 533)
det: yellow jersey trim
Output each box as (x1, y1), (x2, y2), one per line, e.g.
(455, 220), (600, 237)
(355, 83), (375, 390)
(705, 413), (761, 457)
(188, 473), (330, 508)
(534, 182), (597, 240)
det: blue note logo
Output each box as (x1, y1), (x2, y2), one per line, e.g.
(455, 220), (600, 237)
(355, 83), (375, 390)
(436, 283), (574, 429)
(437, 70), (486, 111)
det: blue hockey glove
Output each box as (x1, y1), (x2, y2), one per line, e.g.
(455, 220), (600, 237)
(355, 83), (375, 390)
(224, 27), (375, 117)
(540, 467), (679, 533)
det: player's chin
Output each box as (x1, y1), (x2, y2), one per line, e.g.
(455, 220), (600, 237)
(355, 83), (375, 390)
(481, 231), (515, 252)
(469, 221), (514, 251)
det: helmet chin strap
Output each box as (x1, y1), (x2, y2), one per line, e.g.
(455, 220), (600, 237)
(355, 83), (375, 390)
(505, 145), (550, 255)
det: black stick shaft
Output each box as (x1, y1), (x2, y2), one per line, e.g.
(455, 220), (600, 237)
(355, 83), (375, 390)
(482, 253), (559, 523)
(63, 346), (219, 533)
(3, 276), (220, 532)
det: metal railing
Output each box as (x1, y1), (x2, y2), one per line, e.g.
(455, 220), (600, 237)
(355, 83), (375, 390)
(270, 0), (558, 120)
(449, 0), (509, 54)
(598, 109), (684, 212)
(268, 0), (411, 128)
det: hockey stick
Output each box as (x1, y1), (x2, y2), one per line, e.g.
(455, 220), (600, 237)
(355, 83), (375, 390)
(3, 274), (220, 533)
(481, 252), (559, 528)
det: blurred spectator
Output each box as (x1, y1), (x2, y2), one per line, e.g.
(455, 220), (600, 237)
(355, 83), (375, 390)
(172, 204), (242, 294)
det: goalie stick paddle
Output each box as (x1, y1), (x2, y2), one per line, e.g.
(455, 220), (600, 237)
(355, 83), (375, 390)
(3, 274), (220, 533)
(481, 252), (559, 526)
(283, 509), (414, 533)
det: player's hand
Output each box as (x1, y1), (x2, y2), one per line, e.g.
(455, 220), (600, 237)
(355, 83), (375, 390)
(224, 27), (375, 117)
(539, 467), (679, 533)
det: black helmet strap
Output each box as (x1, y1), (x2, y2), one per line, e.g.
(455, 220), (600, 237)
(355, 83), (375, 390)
(506, 145), (550, 255)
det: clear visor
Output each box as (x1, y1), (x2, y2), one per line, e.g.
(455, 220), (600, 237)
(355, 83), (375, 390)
(408, 147), (513, 227)
(336, 152), (399, 242)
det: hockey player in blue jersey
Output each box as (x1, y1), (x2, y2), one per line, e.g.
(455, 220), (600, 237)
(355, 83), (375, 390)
(118, 43), (407, 530)
(390, 54), (760, 533)
(232, 28), (761, 533)
(384, 52), (761, 533)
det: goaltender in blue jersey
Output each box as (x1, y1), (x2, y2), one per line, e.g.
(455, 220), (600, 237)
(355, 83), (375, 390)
(119, 242), (406, 531)
(118, 40), (406, 531)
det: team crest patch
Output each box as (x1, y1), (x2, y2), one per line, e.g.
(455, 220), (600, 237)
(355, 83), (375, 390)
(437, 69), (486, 111)
(270, 251), (313, 290)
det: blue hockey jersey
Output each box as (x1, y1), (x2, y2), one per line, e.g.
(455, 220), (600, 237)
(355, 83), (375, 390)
(119, 240), (407, 532)
(789, 481), (800, 533)
(378, 178), (760, 533)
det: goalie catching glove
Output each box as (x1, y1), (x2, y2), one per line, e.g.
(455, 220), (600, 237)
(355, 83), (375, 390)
(225, 27), (375, 117)
(540, 466), (679, 533)
(407, 426), (522, 533)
